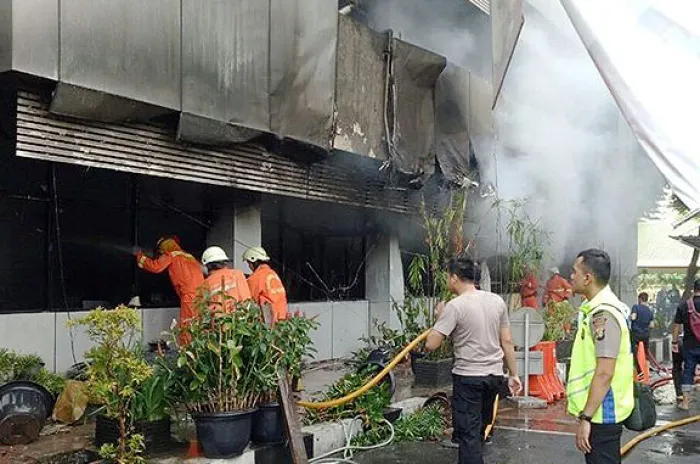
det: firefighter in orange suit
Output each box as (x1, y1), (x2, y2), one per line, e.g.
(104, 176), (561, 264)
(543, 267), (573, 306)
(519, 269), (540, 309)
(243, 247), (289, 323)
(200, 246), (251, 313)
(135, 236), (204, 323)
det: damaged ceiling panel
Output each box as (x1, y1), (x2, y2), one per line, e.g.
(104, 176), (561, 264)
(333, 15), (388, 160)
(390, 39), (446, 177)
(350, 0), (522, 108)
(435, 63), (472, 184)
(54, 0), (180, 120)
(179, 0), (270, 144)
(269, 0), (337, 150)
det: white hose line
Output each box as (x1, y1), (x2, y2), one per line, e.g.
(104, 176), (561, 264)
(309, 417), (396, 464)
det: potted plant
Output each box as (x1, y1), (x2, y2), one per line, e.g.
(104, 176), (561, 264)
(404, 193), (467, 387)
(70, 306), (152, 464)
(170, 298), (271, 458)
(94, 359), (174, 456)
(251, 311), (318, 445)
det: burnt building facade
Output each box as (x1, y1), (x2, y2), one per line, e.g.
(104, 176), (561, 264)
(0, 0), (523, 367)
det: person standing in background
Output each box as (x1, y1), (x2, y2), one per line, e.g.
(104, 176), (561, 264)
(672, 279), (700, 411)
(519, 267), (540, 309)
(630, 292), (655, 373)
(544, 267), (573, 306)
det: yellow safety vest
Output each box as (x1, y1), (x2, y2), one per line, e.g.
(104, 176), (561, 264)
(567, 303), (634, 424)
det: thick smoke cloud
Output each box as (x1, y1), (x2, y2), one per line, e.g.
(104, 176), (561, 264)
(362, 0), (665, 281)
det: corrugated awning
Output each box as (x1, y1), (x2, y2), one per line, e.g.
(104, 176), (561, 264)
(672, 235), (700, 251)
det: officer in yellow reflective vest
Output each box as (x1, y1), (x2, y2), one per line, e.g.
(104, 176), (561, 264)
(567, 249), (634, 464)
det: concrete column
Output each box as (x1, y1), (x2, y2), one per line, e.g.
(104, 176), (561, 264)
(365, 234), (405, 335)
(206, 196), (261, 271)
(232, 202), (261, 271)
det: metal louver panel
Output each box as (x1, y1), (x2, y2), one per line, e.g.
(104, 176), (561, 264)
(469, 0), (491, 15)
(15, 90), (416, 213)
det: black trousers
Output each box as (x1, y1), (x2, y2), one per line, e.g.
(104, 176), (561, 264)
(672, 341), (685, 397)
(585, 423), (623, 464)
(452, 375), (501, 464)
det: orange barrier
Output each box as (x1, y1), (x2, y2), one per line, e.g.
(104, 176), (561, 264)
(523, 342), (565, 403)
(637, 341), (650, 385)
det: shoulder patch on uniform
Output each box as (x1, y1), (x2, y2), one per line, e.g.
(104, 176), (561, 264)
(592, 314), (607, 341)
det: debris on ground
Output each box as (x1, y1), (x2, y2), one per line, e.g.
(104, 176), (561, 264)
(654, 383), (677, 405)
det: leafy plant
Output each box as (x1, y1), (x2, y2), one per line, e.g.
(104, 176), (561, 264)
(489, 199), (550, 295)
(273, 311), (319, 380)
(0, 349), (65, 395)
(351, 405), (446, 446)
(31, 368), (66, 396)
(70, 306), (151, 464)
(168, 293), (318, 414)
(542, 301), (577, 342)
(408, 190), (467, 302)
(303, 368), (392, 427)
(130, 360), (175, 422)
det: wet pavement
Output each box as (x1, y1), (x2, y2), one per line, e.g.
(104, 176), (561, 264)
(356, 391), (700, 463)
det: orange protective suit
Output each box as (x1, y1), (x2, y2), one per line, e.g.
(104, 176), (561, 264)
(519, 272), (540, 309)
(202, 268), (251, 313)
(136, 239), (204, 322)
(543, 274), (573, 306)
(247, 264), (288, 322)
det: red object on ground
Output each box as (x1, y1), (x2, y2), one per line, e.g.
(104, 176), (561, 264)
(186, 438), (202, 458)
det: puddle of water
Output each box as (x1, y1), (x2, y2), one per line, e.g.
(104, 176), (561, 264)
(646, 431), (700, 456)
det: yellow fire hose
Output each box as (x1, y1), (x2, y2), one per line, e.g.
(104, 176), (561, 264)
(621, 414), (700, 457)
(297, 329), (500, 441)
(297, 327), (699, 456)
(297, 329), (432, 409)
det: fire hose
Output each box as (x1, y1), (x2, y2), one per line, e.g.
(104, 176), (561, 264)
(297, 330), (700, 460)
(297, 328), (499, 438)
(297, 329), (432, 410)
(621, 414), (700, 457)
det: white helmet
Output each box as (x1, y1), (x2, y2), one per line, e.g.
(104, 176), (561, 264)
(202, 246), (230, 266)
(242, 246), (270, 263)
(550, 267), (560, 275)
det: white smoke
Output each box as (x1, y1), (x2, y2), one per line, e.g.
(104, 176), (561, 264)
(363, 0), (666, 283)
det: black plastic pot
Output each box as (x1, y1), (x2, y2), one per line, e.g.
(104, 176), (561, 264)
(0, 380), (55, 445)
(252, 403), (285, 445)
(193, 409), (255, 459)
(412, 357), (453, 388)
(95, 415), (171, 455)
(382, 407), (402, 423)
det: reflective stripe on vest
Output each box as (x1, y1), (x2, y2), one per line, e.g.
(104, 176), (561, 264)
(171, 250), (196, 261)
(567, 304), (634, 424)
